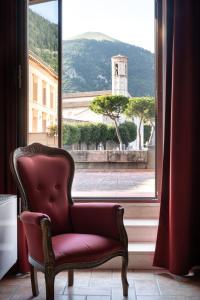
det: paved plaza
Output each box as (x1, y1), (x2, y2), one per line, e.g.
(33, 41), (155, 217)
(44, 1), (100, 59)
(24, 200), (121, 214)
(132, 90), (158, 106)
(72, 170), (155, 198)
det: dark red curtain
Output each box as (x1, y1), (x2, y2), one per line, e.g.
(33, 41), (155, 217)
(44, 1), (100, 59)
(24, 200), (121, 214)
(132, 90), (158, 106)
(0, 1), (29, 273)
(0, 2), (18, 194)
(154, 0), (200, 275)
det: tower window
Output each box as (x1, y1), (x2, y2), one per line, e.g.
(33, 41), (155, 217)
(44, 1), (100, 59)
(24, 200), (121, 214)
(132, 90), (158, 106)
(115, 63), (118, 75)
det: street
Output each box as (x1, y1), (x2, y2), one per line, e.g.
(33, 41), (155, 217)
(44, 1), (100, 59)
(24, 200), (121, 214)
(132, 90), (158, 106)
(72, 170), (155, 198)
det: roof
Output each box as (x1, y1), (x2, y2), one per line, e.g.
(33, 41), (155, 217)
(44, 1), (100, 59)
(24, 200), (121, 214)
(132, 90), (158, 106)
(112, 54), (128, 59)
(63, 90), (112, 99)
(29, 51), (58, 80)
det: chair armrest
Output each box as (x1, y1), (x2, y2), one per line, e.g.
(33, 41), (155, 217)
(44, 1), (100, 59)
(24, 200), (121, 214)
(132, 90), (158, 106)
(20, 211), (50, 225)
(71, 203), (125, 241)
(20, 211), (53, 264)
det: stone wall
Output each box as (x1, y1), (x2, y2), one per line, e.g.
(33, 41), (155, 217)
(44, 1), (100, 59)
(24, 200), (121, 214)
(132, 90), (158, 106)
(69, 150), (148, 169)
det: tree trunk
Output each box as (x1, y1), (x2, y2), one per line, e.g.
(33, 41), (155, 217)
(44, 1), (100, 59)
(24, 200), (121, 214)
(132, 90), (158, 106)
(149, 122), (155, 145)
(138, 118), (143, 150)
(114, 119), (123, 150)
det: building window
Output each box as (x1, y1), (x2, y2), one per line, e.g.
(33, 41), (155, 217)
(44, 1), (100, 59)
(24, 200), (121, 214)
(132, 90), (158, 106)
(42, 81), (47, 105)
(50, 86), (54, 108)
(115, 63), (119, 75)
(32, 74), (38, 101)
(42, 112), (47, 132)
(32, 109), (38, 132)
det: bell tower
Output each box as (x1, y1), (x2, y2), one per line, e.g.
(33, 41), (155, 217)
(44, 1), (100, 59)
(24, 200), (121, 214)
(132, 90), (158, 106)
(111, 55), (128, 97)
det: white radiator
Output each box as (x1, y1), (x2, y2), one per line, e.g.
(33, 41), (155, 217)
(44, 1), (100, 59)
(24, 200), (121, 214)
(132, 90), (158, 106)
(0, 195), (17, 279)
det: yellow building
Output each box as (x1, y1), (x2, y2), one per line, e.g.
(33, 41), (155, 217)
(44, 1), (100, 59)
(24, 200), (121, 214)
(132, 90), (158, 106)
(28, 53), (58, 134)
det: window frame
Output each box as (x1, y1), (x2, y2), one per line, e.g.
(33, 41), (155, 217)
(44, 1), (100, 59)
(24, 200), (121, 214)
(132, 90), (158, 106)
(71, 0), (164, 203)
(18, 0), (163, 203)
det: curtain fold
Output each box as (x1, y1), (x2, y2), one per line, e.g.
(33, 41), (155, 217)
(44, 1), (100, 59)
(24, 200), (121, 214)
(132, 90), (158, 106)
(0, 1), (29, 274)
(0, 2), (17, 194)
(154, 0), (200, 275)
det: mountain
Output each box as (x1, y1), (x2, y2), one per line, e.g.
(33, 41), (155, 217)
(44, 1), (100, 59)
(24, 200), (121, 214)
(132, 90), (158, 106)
(63, 35), (154, 96)
(29, 9), (154, 96)
(28, 8), (58, 72)
(66, 32), (118, 42)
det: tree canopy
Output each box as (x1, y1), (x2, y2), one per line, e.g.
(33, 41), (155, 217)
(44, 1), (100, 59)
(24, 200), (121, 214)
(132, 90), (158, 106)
(125, 97), (155, 149)
(90, 95), (129, 120)
(90, 95), (129, 149)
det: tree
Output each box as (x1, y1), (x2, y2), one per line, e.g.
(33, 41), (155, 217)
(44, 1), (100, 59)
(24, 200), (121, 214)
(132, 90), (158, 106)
(95, 123), (108, 149)
(122, 121), (137, 145)
(125, 97), (155, 150)
(87, 123), (101, 149)
(107, 125), (116, 144)
(105, 122), (137, 149)
(62, 124), (80, 146)
(77, 123), (93, 149)
(90, 95), (129, 150)
(144, 124), (152, 146)
(144, 98), (155, 145)
(118, 123), (130, 147)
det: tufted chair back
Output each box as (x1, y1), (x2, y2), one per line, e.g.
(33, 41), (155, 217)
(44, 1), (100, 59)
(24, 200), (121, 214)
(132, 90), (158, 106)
(11, 143), (74, 235)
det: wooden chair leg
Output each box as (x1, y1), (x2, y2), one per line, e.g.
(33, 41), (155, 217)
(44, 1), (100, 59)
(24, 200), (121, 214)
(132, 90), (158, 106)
(121, 255), (129, 297)
(30, 265), (39, 297)
(68, 269), (74, 286)
(45, 269), (55, 300)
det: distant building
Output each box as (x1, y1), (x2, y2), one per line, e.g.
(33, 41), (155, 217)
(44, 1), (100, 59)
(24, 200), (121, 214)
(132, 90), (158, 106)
(62, 90), (112, 124)
(28, 53), (58, 134)
(112, 55), (130, 97)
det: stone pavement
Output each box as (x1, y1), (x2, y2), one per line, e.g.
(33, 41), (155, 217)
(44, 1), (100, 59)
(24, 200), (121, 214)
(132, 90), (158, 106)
(72, 170), (155, 198)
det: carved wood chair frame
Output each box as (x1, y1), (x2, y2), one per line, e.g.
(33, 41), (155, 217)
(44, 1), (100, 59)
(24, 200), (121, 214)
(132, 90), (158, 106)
(10, 143), (129, 299)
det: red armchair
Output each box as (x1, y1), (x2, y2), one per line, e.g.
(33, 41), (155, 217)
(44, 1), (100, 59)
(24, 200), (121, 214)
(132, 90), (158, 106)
(10, 143), (128, 299)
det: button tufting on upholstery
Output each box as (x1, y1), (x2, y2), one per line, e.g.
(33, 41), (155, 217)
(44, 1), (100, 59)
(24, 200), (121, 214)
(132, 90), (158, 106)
(37, 184), (42, 191)
(55, 184), (60, 190)
(49, 196), (54, 203)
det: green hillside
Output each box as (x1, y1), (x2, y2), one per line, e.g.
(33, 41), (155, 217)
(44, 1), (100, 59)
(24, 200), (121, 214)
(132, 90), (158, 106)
(63, 36), (155, 96)
(29, 9), (154, 96)
(28, 8), (58, 72)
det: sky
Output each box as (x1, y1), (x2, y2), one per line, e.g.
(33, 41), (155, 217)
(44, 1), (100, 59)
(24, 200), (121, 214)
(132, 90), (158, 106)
(30, 0), (155, 52)
(30, 1), (58, 23)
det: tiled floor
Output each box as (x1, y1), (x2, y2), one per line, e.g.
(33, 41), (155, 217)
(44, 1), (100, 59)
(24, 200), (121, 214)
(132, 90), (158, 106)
(0, 270), (200, 300)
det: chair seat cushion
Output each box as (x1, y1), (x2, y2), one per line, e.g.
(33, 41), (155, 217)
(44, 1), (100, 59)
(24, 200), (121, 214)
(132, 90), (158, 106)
(52, 233), (123, 265)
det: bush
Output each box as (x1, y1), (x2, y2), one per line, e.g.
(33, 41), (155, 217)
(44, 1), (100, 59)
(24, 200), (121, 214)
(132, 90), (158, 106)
(106, 122), (137, 147)
(107, 125), (116, 143)
(122, 121), (137, 144)
(62, 121), (137, 149)
(96, 123), (108, 148)
(77, 123), (93, 148)
(62, 124), (80, 145)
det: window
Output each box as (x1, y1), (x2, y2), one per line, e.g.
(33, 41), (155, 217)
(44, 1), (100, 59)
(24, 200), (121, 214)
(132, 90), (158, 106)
(42, 80), (46, 105)
(32, 109), (38, 132)
(62, 0), (156, 199)
(25, 0), (161, 201)
(50, 86), (54, 109)
(115, 63), (119, 75)
(32, 73), (38, 101)
(42, 112), (47, 132)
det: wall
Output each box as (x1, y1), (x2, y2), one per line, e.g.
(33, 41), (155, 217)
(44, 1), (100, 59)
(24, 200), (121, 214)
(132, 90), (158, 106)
(69, 150), (148, 169)
(28, 133), (58, 147)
